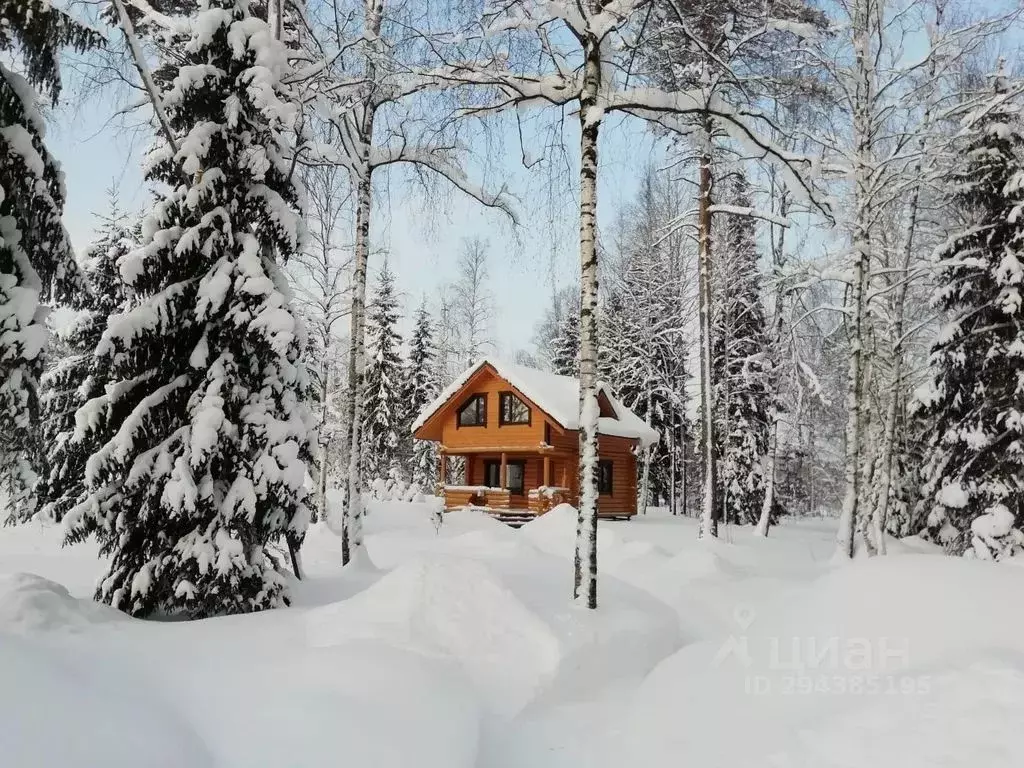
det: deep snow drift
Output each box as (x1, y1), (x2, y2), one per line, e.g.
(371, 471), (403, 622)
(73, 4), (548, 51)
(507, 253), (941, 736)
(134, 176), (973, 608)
(1, 502), (1021, 768)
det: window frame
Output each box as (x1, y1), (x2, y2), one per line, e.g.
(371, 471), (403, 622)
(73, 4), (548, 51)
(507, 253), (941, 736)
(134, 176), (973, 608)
(456, 394), (487, 428)
(597, 459), (614, 495)
(498, 391), (531, 426)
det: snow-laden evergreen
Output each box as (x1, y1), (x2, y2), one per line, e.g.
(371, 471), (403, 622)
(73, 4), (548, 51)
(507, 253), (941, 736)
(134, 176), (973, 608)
(550, 309), (580, 378)
(65, 0), (313, 618)
(713, 177), (777, 526)
(361, 261), (404, 482)
(402, 301), (440, 489)
(36, 204), (136, 523)
(0, 0), (101, 520)
(918, 77), (1024, 558)
(603, 169), (690, 512)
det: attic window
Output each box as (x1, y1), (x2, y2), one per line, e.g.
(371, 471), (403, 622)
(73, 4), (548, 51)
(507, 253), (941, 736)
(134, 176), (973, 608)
(597, 392), (617, 419)
(499, 392), (530, 425)
(457, 394), (487, 427)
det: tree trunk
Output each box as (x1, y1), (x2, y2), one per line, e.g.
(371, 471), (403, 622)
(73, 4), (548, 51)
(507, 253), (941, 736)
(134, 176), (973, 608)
(574, 33), (602, 610)
(755, 417), (779, 536)
(317, 355), (329, 524)
(342, 168), (372, 564)
(639, 391), (652, 515)
(340, 0), (382, 565)
(697, 119), (719, 539)
(680, 418), (688, 517)
(836, 0), (873, 560)
(755, 173), (788, 538)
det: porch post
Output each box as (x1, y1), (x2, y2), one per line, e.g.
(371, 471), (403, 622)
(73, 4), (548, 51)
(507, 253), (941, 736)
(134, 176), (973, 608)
(543, 456), (551, 487)
(500, 452), (507, 488)
(438, 451), (446, 486)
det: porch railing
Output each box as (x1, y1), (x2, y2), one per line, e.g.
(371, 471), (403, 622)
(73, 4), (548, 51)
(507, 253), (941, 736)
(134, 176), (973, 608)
(437, 485), (512, 510)
(527, 486), (572, 514)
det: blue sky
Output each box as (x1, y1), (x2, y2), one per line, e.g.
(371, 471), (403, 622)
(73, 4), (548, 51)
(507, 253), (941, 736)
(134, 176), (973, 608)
(51, 95), (661, 358)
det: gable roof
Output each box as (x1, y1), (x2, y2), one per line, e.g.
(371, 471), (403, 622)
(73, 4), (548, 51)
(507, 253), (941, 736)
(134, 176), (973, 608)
(412, 357), (659, 447)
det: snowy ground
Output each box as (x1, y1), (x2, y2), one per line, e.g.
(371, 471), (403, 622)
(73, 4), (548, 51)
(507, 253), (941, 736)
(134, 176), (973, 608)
(2, 503), (1021, 767)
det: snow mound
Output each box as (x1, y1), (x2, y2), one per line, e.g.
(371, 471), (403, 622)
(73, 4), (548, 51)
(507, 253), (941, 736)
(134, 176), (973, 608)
(0, 572), (124, 633)
(520, 503), (620, 557)
(620, 555), (1024, 768)
(150, 640), (481, 768)
(306, 556), (561, 716)
(762, 654), (1024, 768)
(0, 633), (212, 768)
(661, 543), (744, 581)
(448, 528), (538, 560)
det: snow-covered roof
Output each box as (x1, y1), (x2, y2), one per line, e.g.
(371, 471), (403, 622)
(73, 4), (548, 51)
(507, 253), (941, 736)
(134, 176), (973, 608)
(412, 357), (659, 447)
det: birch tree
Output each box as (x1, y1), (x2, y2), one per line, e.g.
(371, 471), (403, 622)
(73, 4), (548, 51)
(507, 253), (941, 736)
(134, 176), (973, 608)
(313, 0), (517, 565)
(810, 0), (1016, 557)
(432, 0), (827, 607)
(289, 161), (351, 522)
(450, 236), (495, 369)
(641, 0), (828, 538)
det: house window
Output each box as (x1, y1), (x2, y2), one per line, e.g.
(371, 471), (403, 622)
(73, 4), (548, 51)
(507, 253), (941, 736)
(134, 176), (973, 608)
(598, 460), (613, 495)
(499, 392), (530, 425)
(457, 394), (487, 427)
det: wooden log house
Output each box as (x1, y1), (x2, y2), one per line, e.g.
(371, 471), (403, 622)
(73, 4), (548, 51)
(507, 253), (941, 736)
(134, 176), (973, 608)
(412, 358), (658, 521)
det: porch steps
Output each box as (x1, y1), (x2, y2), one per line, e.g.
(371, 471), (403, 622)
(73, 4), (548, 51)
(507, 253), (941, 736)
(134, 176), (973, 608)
(482, 508), (536, 528)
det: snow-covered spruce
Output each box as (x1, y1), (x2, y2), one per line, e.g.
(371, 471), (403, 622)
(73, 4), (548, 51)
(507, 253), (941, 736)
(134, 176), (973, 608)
(0, 0), (101, 520)
(36, 205), (136, 523)
(712, 175), (777, 527)
(917, 74), (1024, 557)
(402, 301), (440, 488)
(550, 307), (580, 378)
(66, 0), (312, 618)
(361, 260), (404, 482)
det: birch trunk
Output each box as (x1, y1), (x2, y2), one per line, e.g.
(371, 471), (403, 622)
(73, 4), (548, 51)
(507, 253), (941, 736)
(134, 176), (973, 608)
(869, 5), (941, 555)
(697, 119), (719, 539)
(755, 420), (779, 536)
(836, 0), (874, 560)
(639, 391), (652, 515)
(755, 177), (788, 537)
(340, 0), (382, 565)
(680, 420), (688, 517)
(342, 168), (372, 563)
(574, 33), (602, 610)
(317, 355), (329, 524)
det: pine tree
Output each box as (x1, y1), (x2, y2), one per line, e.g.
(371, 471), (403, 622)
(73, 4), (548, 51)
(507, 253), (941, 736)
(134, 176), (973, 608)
(918, 75), (1024, 557)
(1, 0), (101, 519)
(65, 0), (312, 618)
(36, 199), (136, 522)
(402, 301), (440, 489)
(361, 261), (404, 482)
(551, 309), (581, 377)
(713, 177), (776, 526)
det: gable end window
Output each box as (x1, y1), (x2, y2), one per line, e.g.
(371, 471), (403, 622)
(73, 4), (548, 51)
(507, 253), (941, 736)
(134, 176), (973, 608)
(499, 392), (531, 425)
(457, 394), (487, 427)
(598, 460), (613, 495)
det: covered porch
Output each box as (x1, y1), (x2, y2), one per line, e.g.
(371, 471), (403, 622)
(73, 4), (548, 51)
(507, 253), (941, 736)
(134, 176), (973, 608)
(437, 447), (575, 516)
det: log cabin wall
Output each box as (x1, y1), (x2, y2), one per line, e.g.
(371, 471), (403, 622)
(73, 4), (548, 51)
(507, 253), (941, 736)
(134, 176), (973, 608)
(438, 369), (553, 449)
(595, 434), (639, 516)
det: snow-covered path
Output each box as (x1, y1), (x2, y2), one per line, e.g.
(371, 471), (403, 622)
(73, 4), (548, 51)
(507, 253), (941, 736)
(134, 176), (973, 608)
(2, 504), (1022, 768)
